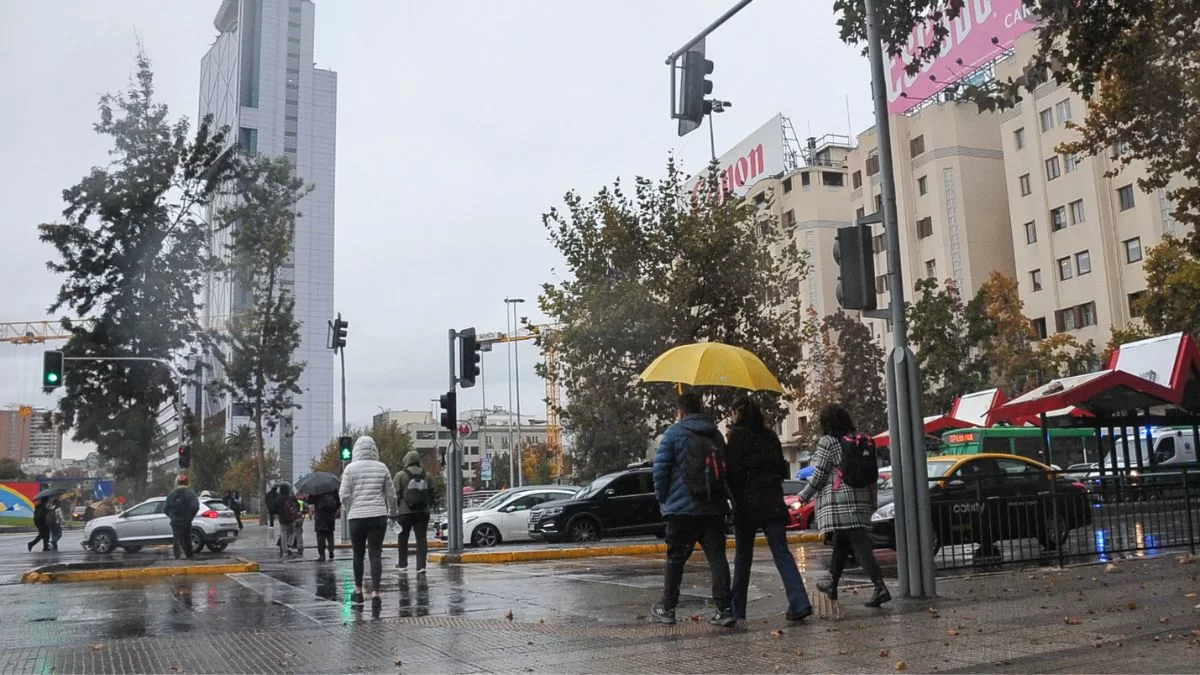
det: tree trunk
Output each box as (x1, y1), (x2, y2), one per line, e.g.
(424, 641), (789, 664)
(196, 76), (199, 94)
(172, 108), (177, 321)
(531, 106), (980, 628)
(255, 412), (268, 526)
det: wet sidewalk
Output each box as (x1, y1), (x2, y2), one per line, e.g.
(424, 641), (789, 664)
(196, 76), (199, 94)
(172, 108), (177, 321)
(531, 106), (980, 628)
(0, 546), (1196, 673)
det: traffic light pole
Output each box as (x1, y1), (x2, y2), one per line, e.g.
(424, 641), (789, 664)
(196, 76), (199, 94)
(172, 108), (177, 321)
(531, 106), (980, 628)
(339, 344), (349, 542)
(863, 0), (936, 598)
(445, 329), (464, 556)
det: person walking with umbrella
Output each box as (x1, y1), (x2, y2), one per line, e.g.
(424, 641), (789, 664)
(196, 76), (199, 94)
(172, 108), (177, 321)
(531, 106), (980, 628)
(298, 472), (341, 562)
(28, 498), (52, 552)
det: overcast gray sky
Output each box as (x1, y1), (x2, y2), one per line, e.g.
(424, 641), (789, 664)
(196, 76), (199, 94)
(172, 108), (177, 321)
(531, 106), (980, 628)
(0, 1), (873, 458)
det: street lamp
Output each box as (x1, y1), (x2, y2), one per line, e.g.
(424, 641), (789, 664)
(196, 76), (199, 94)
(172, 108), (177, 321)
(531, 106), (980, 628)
(707, 99), (732, 161)
(504, 297), (526, 487)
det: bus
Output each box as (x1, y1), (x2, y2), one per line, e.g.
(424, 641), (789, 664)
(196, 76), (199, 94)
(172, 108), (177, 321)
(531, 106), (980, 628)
(938, 426), (1102, 468)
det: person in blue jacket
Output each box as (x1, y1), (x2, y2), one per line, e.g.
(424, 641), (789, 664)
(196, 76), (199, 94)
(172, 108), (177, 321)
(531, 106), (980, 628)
(649, 391), (735, 627)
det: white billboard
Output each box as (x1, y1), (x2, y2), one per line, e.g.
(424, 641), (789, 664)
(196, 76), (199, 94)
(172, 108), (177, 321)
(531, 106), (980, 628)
(684, 113), (785, 200)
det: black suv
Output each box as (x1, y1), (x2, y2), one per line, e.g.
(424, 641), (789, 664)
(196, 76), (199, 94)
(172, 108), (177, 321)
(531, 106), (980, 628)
(528, 463), (665, 543)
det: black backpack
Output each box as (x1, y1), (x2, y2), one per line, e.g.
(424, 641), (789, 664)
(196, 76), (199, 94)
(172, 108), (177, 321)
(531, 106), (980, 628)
(837, 433), (879, 488)
(683, 431), (728, 504)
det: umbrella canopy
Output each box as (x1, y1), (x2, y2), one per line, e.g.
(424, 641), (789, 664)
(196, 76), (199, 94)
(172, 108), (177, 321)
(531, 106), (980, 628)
(34, 487), (69, 501)
(295, 472), (339, 496)
(640, 342), (784, 393)
(795, 465), (815, 480)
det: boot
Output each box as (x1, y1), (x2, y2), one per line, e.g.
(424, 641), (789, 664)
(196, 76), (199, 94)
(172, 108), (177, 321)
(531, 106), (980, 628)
(816, 577), (838, 601)
(864, 581), (892, 608)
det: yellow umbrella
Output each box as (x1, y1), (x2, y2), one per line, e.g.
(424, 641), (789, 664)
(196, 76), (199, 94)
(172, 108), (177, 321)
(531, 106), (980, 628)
(640, 342), (785, 393)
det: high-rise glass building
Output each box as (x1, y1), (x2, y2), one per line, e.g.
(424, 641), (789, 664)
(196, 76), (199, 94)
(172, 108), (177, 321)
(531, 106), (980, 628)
(199, 0), (337, 481)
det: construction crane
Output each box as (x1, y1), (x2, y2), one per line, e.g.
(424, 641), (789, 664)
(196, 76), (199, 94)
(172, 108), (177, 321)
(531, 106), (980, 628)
(478, 323), (564, 454)
(0, 320), (93, 345)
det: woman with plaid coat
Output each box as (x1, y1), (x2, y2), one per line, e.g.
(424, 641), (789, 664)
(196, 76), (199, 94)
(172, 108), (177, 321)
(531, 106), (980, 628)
(797, 404), (891, 608)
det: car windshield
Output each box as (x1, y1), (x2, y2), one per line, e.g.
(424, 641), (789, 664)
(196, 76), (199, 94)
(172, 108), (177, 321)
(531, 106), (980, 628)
(574, 474), (618, 500)
(927, 460), (957, 478)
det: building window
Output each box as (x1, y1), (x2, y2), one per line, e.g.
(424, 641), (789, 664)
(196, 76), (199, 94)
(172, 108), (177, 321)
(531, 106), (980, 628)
(1030, 269), (1043, 292)
(822, 171), (844, 187)
(856, 206), (866, 219)
(910, 135), (926, 157)
(874, 193), (883, 212)
(1064, 153), (1079, 173)
(1039, 107), (1055, 131)
(782, 177), (793, 193)
(784, 209), (796, 227)
(754, 193), (766, 205)
(917, 175), (928, 195)
(1050, 206), (1067, 231)
(916, 216), (933, 239)
(875, 274), (889, 294)
(1056, 307), (1077, 332)
(925, 259), (937, 279)
(852, 171), (862, 189)
(1045, 156), (1061, 181)
(1014, 127), (1026, 150)
(1055, 99), (1072, 123)
(1058, 256), (1073, 280)
(1118, 184), (1136, 210)
(1124, 237), (1143, 263)
(1128, 291), (1145, 317)
(1080, 302), (1096, 327)
(801, 172), (812, 186)
(1019, 173), (1032, 196)
(1024, 221), (1037, 244)
(866, 155), (880, 176)
(1068, 199), (1085, 225)
(237, 127), (258, 156)
(1075, 250), (1092, 275)
(1055, 303), (1096, 331)
(872, 234), (885, 254)
(1031, 317), (1048, 340)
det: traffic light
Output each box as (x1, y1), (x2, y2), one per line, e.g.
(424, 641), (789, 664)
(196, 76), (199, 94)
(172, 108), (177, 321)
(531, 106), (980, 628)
(338, 435), (353, 462)
(329, 313), (348, 351)
(439, 390), (457, 431)
(42, 351), (64, 392)
(679, 48), (714, 125)
(833, 223), (877, 311)
(178, 445), (191, 469)
(459, 328), (481, 388)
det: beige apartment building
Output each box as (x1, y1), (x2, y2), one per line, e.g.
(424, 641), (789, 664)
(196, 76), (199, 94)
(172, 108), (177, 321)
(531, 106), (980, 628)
(847, 101), (1016, 353)
(996, 32), (1188, 347)
(0, 407), (63, 462)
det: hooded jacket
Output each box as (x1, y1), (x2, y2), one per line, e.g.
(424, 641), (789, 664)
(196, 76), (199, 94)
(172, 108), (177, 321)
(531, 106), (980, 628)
(725, 422), (790, 525)
(653, 414), (730, 517)
(393, 450), (430, 515)
(338, 436), (398, 520)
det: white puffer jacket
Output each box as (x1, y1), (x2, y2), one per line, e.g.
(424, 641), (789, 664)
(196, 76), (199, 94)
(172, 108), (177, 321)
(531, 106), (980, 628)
(338, 436), (398, 520)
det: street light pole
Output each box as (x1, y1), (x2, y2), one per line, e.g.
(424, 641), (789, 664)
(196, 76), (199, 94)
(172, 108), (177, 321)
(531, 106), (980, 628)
(506, 298), (526, 487)
(504, 301), (516, 488)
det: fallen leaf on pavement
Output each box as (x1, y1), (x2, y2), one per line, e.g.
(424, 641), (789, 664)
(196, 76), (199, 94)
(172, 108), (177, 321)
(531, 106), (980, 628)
(838, 649), (849, 656)
(505, 610), (514, 621)
(794, 650), (805, 657)
(879, 649), (891, 658)
(1065, 617), (1082, 625)
(538, 618), (545, 624)
(90, 644), (105, 652)
(170, 668), (182, 673)
(1128, 602), (1137, 610)
(689, 614), (701, 622)
(771, 629), (784, 638)
(1185, 593), (1197, 599)
(394, 659), (402, 666)
(1104, 563), (1119, 573)
(928, 607), (938, 614)
(636, 615), (647, 620)
(894, 661), (908, 671)
(1160, 616), (1170, 624)
(946, 629), (959, 636)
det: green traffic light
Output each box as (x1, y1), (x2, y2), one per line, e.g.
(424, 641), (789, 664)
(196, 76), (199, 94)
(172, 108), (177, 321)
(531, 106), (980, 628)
(46, 373), (59, 383)
(340, 449), (351, 461)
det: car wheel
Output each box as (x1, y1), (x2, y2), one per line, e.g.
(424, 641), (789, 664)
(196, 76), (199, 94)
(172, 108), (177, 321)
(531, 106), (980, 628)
(567, 516), (600, 543)
(190, 529), (205, 554)
(122, 545), (143, 554)
(207, 541), (228, 553)
(471, 524), (501, 548)
(1039, 512), (1070, 550)
(89, 530), (116, 555)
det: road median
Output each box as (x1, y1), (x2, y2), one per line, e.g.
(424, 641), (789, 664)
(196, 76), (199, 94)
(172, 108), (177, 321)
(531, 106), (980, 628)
(22, 557), (259, 583)
(430, 531), (823, 564)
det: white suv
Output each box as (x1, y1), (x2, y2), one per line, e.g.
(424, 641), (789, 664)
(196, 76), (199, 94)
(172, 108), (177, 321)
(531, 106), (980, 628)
(83, 496), (240, 554)
(435, 486), (578, 547)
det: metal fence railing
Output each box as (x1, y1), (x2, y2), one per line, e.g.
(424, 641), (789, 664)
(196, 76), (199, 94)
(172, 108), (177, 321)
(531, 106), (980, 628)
(919, 467), (1199, 571)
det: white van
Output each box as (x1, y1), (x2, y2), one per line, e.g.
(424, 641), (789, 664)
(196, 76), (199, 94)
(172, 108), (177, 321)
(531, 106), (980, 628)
(1108, 428), (1199, 468)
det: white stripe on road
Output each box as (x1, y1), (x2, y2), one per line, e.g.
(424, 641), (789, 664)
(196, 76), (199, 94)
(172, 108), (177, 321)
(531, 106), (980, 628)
(227, 572), (337, 624)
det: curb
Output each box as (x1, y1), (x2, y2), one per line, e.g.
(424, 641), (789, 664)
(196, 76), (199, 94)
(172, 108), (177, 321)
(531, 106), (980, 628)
(429, 531), (823, 565)
(22, 557), (259, 584)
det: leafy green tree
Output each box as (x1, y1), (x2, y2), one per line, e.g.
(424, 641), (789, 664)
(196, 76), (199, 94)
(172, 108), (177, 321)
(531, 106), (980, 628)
(794, 308), (843, 450)
(210, 155), (310, 521)
(826, 311), (887, 437)
(521, 439), (563, 486)
(539, 160), (809, 479)
(38, 53), (239, 486)
(833, 0), (1199, 229)
(312, 422), (417, 478)
(0, 458), (26, 481)
(906, 279), (991, 414)
(1129, 234), (1200, 340)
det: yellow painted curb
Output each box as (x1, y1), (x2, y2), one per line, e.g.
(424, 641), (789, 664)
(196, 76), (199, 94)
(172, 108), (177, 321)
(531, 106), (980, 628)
(429, 531), (824, 565)
(22, 558), (259, 584)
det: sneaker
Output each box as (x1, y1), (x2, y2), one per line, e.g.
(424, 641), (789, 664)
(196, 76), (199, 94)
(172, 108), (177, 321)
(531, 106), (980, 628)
(709, 608), (737, 628)
(416, 568), (426, 575)
(786, 606), (814, 622)
(649, 602), (676, 625)
(396, 563), (407, 570)
(350, 591), (364, 605)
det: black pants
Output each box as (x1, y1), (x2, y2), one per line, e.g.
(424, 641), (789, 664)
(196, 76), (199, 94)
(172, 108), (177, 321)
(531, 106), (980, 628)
(171, 523), (194, 559)
(233, 511), (244, 530)
(661, 515), (732, 610)
(315, 530), (335, 558)
(349, 516), (388, 592)
(829, 527), (882, 584)
(29, 527), (50, 551)
(397, 512), (430, 570)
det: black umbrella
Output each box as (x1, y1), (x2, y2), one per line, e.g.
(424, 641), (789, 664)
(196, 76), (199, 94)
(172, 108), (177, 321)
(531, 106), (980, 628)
(295, 472), (339, 496)
(34, 487), (69, 501)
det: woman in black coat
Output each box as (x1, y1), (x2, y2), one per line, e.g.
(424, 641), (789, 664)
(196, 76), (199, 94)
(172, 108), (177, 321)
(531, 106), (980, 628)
(725, 396), (812, 621)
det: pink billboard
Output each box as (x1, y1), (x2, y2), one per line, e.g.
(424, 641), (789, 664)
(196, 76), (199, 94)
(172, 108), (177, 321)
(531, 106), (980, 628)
(886, 0), (1038, 115)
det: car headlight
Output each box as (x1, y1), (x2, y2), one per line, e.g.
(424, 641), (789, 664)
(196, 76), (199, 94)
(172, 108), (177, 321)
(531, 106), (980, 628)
(1129, 470), (1140, 478)
(790, 502), (802, 511)
(542, 506), (563, 517)
(871, 502), (895, 522)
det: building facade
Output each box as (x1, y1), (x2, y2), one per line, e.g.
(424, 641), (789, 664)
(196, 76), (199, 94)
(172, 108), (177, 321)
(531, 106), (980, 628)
(0, 408), (63, 462)
(996, 33), (1187, 347)
(198, 0), (337, 481)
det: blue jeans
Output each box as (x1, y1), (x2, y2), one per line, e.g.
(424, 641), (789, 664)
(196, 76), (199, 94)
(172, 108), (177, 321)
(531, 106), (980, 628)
(731, 519), (811, 619)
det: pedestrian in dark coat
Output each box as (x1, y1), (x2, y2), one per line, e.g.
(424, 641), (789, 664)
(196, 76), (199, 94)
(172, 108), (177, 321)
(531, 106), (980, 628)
(307, 491), (340, 562)
(164, 475), (201, 560)
(797, 404), (890, 607)
(27, 499), (52, 552)
(726, 396), (812, 621)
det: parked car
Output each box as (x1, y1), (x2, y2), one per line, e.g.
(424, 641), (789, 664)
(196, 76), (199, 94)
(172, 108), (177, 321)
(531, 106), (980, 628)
(82, 496), (240, 554)
(435, 485), (579, 547)
(869, 454), (1092, 554)
(782, 479), (814, 530)
(529, 464), (663, 543)
(71, 505), (88, 521)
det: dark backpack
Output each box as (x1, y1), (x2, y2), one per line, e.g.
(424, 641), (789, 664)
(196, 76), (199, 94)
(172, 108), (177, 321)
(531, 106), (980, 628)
(317, 492), (338, 513)
(683, 431), (728, 504)
(404, 468), (431, 511)
(837, 433), (879, 488)
(280, 496), (301, 524)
